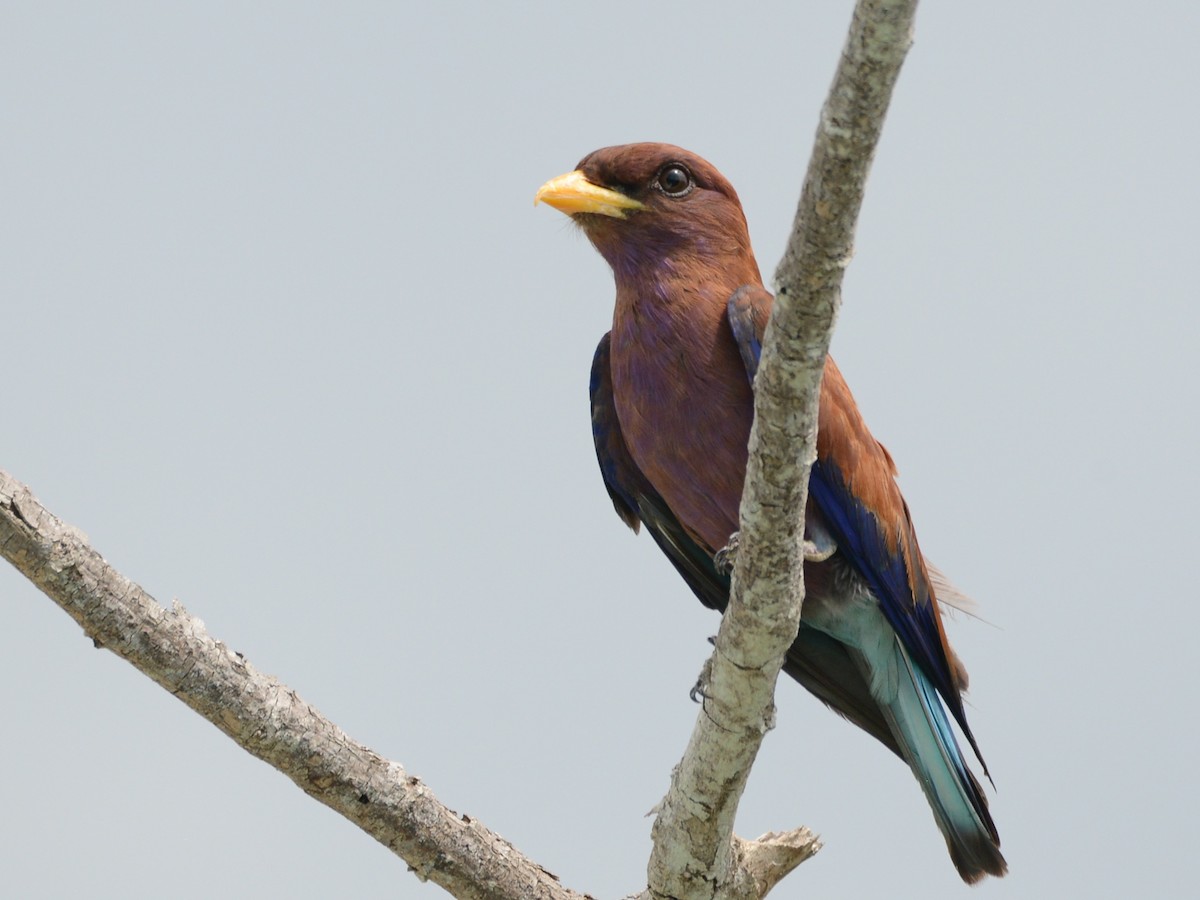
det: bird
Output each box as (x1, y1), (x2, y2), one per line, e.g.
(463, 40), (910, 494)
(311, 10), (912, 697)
(535, 142), (1006, 883)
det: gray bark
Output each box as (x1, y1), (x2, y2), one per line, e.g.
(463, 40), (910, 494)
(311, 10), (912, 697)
(0, 2), (917, 897)
(645, 1), (918, 897)
(0, 471), (586, 900)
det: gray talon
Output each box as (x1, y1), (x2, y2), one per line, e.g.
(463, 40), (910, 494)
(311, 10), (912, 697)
(713, 531), (740, 574)
(690, 657), (714, 703)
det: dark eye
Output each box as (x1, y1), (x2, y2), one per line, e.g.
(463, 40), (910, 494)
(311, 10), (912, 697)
(656, 164), (693, 197)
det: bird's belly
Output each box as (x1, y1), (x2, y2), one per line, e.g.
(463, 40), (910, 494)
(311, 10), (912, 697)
(611, 343), (754, 553)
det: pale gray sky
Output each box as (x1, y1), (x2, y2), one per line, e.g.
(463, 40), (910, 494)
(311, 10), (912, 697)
(4, 3), (1197, 898)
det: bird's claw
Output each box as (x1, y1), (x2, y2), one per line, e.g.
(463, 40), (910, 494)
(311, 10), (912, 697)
(803, 538), (836, 562)
(804, 514), (838, 561)
(717, 529), (833, 570)
(690, 656), (714, 703)
(713, 532), (740, 575)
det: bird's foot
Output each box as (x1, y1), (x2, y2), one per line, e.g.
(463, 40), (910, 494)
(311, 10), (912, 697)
(713, 532), (740, 575)
(803, 515), (838, 562)
(717, 529), (834, 570)
(690, 656), (714, 703)
(803, 538), (836, 562)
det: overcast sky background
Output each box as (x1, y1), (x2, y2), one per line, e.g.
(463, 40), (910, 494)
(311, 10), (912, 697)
(3, 3), (1197, 898)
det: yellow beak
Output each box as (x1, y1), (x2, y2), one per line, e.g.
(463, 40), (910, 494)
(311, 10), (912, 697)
(534, 170), (645, 219)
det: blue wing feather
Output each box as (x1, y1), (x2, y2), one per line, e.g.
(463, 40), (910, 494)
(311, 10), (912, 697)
(726, 288), (988, 774)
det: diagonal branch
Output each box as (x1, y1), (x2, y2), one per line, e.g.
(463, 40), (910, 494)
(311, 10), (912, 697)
(644, 2), (918, 898)
(0, 470), (586, 900)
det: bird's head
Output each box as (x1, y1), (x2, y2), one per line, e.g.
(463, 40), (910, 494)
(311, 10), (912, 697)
(536, 143), (758, 287)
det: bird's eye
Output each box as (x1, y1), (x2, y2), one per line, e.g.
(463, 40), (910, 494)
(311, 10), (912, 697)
(656, 164), (693, 197)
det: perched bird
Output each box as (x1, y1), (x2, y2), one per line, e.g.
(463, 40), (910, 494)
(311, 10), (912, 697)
(536, 143), (1006, 883)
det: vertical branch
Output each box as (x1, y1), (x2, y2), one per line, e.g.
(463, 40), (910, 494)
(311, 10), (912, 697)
(645, 3), (919, 899)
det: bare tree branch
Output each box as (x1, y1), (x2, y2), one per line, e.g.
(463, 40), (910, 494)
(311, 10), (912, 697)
(1, 3), (917, 899)
(0, 470), (586, 900)
(644, 2), (918, 898)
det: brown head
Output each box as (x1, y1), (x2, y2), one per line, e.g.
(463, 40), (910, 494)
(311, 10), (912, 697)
(536, 142), (759, 287)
